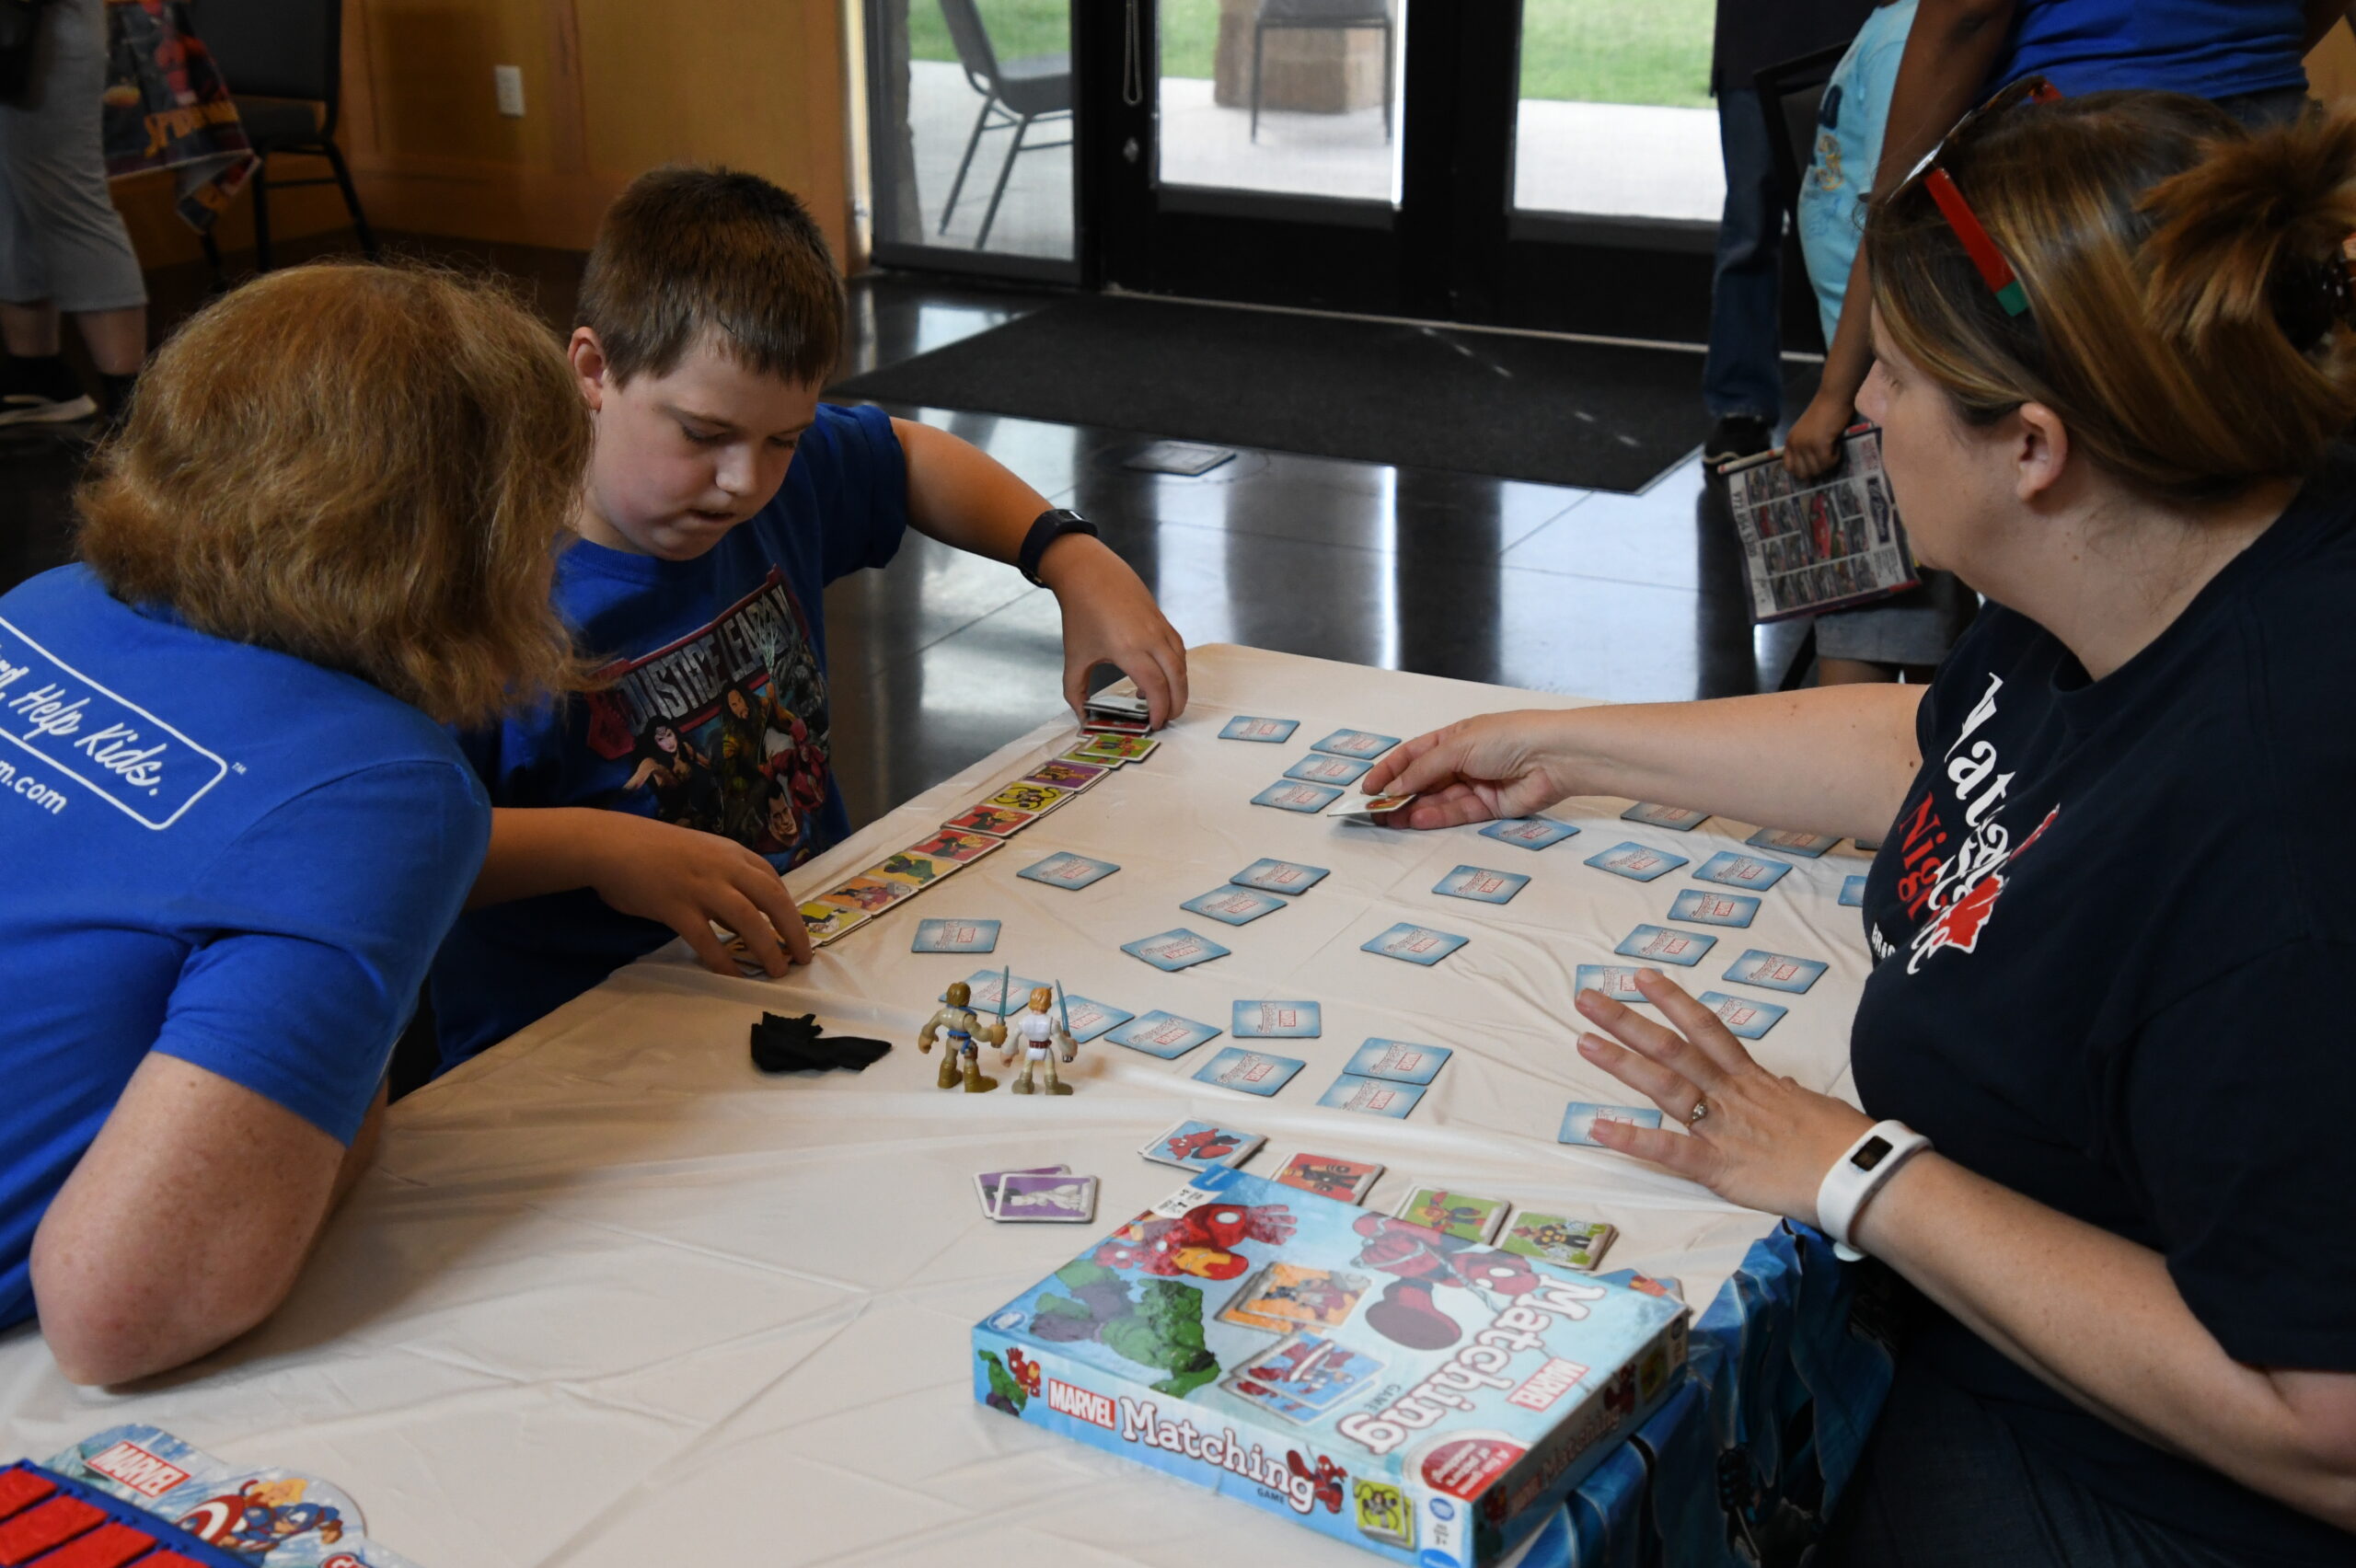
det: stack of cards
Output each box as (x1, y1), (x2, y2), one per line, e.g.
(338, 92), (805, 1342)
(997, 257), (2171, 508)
(1231, 858), (1328, 894)
(977, 1165), (1099, 1224)
(1392, 1185), (1508, 1243)
(1272, 1151), (1383, 1203)
(1141, 1118), (1265, 1171)
(1082, 690), (1150, 734)
(1500, 1214), (1616, 1271)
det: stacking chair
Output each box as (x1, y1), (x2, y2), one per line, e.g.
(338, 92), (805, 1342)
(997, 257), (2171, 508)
(193, 0), (377, 277)
(936, 0), (1073, 250)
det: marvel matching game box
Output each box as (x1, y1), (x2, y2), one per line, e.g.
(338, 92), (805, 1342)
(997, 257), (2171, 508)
(973, 1165), (1689, 1565)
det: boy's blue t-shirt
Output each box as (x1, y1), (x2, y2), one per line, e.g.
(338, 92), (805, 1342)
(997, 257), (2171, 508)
(431, 401), (909, 1067)
(1799, 0), (1918, 345)
(0, 566), (490, 1329)
(1994, 2), (2309, 100)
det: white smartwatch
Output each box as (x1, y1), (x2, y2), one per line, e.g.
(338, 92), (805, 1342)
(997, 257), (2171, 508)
(1815, 1120), (1931, 1261)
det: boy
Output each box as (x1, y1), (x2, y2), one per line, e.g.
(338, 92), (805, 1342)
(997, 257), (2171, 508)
(432, 168), (1188, 1070)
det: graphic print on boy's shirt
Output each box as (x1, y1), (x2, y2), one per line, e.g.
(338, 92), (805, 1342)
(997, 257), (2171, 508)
(579, 568), (832, 867)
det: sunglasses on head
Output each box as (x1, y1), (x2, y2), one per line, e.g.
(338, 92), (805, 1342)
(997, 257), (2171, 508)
(1891, 75), (2064, 319)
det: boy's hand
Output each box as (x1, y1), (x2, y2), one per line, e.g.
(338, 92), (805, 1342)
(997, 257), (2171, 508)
(577, 813), (814, 977)
(1042, 537), (1189, 729)
(1781, 392), (1854, 480)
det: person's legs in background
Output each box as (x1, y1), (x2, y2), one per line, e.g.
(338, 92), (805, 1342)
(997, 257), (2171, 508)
(1703, 86), (1785, 466)
(0, 0), (146, 428)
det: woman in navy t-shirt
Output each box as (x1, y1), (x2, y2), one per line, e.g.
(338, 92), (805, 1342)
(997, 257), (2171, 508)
(0, 264), (587, 1384)
(1366, 95), (2356, 1564)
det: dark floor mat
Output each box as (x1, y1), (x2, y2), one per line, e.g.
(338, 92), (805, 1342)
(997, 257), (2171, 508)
(828, 294), (1815, 494)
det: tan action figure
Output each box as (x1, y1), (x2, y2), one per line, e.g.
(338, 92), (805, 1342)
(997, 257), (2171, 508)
(1002, 985), (1078, 1096)
(918, 981), (998, 1093)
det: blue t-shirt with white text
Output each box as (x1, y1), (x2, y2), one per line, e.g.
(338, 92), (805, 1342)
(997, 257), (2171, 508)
(430, 401), (909, 1067)
(0, 566), (490, 1328)
(1994, 2), (2308, 100)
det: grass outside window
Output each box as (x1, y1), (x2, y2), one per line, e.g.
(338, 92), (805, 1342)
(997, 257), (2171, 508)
(901, 0), (1713, 109)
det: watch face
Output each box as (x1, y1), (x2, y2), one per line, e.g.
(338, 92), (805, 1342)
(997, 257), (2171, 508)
(1853, 1136), (1893, 1171)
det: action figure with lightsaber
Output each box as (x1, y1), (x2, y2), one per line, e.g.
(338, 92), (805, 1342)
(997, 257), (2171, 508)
(1002, 979), (1079, 1096)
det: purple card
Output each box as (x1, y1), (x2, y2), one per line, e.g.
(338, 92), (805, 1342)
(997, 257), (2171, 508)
(992, 1173), (1099, 1222)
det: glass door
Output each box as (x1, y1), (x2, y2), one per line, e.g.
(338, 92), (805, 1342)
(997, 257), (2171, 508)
(861, 0), (1081, 279)
(1087, 0), (1412, 315)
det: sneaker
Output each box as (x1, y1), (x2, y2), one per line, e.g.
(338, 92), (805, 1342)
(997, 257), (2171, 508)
(1703, 414), (1774, 468)
(0, 354), (96, 427)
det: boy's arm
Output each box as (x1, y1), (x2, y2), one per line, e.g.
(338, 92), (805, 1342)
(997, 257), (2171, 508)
(1785, 0), (2018, 477)
(468, 806), (814, 974)
(892, 418), (1190, 728)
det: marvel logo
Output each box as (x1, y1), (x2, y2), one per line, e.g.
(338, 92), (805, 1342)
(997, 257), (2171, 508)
(85, 1439), (190, 1497)
(1507, 1357), (1590, 1413)
(1047, 1378), (1115, 1430)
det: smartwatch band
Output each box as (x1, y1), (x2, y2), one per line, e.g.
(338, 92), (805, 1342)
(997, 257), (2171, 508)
(1019, 508), (1101, 586)
(1816, 1119), (1931, 1261)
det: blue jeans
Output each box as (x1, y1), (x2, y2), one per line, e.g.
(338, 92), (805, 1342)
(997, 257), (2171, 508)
(1703, 86), (1784, 423)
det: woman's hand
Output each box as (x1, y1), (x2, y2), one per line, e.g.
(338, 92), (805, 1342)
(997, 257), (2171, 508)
(1573, 969), (1872, 1220)
(577, 812), (814, 977)
(1359, 710), (1576, 829)
(1044, 538), (1190, 729)
(1781, 390), (1855, 480)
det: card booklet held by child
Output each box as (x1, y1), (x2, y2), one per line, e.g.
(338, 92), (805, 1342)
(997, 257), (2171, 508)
(1719, 425), (1919, 622)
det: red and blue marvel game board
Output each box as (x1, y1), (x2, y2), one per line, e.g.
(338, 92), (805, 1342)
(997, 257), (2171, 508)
(974, 1165), (1689, 1566)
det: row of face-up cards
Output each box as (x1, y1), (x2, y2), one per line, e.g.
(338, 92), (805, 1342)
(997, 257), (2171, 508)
(976, 1163), (1100, 1224)
(1261, 1153), (1615, 1272)
(769, 711), (1165, 959)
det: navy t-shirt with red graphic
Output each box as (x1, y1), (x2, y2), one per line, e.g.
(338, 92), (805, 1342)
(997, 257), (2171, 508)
(1853, 447), (2356, 1562)
(431, 402), (907, 1068)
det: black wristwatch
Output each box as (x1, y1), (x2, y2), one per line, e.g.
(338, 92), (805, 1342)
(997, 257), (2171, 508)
(1018, 508), (1102, 586)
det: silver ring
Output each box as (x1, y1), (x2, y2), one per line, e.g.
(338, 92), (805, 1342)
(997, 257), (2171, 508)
(1687, 1097), (1710, 1125)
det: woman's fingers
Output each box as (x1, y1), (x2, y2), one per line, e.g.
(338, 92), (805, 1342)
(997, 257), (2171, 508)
(1363, 727), (1441, 794)
(1574, 986), (1725, 1090)
(738, 862), (813, 966)
(1634, 969), (1758, 1078)
(1586, 1116), (1714, 1182)
(1576, 1030), (1700, 1120)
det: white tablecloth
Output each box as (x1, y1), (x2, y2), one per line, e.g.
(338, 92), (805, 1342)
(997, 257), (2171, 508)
(0, 646), (1873, 1566)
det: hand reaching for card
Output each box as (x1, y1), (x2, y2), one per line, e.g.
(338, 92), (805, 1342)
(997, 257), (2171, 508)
(1359, 711), (1576, 830)
(1041, 537), (1190, 729)
(576, 812), (814, 977)
(1573, 969), (1872, 1222)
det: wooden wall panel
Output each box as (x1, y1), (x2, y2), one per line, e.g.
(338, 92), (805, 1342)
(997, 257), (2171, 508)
(571, 0), (849, 257)
(106, 0), (851, 273)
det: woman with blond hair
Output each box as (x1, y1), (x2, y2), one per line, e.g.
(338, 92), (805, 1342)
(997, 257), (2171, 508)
(0, 262), (588, 1386)
(1364, 92), (2356, 1563)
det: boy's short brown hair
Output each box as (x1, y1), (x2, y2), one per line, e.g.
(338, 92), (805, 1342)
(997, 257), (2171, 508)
(78, 261), (590, 728)
(576, 166), (843, 387)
